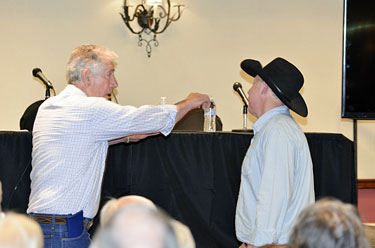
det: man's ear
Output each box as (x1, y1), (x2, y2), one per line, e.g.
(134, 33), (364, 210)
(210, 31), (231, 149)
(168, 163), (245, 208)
(261, 82), (270, 95)
(81, 68), (92, 88)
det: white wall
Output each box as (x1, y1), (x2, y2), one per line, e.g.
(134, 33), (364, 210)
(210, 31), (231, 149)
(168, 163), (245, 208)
(0, 0), (374, 178)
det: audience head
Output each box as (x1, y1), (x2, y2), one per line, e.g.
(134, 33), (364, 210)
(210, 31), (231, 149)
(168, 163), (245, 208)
(170, 219), (196, 248)
(0, 212), (44, 248)
(91, 204), (179, 248)
(288, 198), (369, 248)
(100, 195), (156, 226)
(98, 195), (195, 248)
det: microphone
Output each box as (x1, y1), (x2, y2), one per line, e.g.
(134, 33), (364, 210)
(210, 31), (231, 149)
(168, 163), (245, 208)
(233, 82), (249, 107)
(32, 68), (53, 88)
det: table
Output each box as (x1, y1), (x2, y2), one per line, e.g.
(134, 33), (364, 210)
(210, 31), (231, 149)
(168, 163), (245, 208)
(0, 131), (356, 248)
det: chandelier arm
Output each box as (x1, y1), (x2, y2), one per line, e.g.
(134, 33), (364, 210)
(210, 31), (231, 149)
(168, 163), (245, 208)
(147, 9), (156, 31)
(151, 1), (171, 34)
(120, 13), (145, 34)
(153, 3), (183, 34)
(169, 5), (184, 22)
(157, 5), (167, 19)
(123, 2), (136, 22)
(120, 4), (148, 34)
(153, 20), (172, 34)
(156, 4), (183, 21)
(122, 1), (148, 20)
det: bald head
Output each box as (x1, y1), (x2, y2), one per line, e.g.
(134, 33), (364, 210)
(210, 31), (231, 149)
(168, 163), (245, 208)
(0, 213), (44, 248)
(100, 195), (156, 226)
(117, 195), (155, 208)
(92, 205), (179, 248)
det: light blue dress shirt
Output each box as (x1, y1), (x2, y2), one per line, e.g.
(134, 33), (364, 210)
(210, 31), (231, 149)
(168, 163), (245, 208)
(235, 105), (315, 246)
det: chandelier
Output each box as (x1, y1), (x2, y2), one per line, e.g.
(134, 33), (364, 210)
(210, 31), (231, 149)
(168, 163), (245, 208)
(120, 0), (184, 57)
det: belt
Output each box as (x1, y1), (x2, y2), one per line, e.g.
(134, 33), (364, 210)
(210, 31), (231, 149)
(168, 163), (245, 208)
(32, 214), (67, 224)
(30, 214), (93, 229)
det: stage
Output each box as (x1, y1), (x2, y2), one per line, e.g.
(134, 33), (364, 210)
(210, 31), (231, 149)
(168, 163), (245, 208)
(0, 131), (356, 248)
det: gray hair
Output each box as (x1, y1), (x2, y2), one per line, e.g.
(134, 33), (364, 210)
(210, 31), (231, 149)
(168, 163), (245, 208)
(288, 198), (370, 248)
(66, 44), (118, 84)
(91, 204), (179, 248)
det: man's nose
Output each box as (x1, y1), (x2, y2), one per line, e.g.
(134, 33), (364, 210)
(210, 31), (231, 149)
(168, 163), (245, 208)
(111, 77), (118, 88)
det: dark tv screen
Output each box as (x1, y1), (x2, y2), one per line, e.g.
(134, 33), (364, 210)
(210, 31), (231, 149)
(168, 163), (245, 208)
(342, 0), (375, 119)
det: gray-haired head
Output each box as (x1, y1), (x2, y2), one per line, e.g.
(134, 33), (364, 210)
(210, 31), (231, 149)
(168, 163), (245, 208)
(66, 44), (118, 84)
(288, 198), (369, 248)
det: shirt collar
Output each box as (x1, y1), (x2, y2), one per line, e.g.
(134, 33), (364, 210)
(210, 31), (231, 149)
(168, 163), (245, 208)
(65, 84), (87, 97)
(253, 105), (290, 135)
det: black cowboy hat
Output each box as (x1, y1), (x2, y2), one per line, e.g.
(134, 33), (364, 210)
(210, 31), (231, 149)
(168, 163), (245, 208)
(240, 57), (308, 117)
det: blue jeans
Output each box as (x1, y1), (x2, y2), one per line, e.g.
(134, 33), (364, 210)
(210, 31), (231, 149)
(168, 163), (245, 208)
(29, 213), (92, 248)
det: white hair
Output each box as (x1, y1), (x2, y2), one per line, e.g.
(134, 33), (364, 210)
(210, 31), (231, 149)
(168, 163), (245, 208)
(66, 44), (118, 84)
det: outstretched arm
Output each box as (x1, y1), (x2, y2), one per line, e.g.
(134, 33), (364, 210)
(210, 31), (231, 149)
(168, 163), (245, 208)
(108, 92), (210, 145)
(175, 93), (211, 123)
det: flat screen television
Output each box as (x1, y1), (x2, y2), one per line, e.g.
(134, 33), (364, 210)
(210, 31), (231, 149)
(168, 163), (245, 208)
(342, 0), (375, 119)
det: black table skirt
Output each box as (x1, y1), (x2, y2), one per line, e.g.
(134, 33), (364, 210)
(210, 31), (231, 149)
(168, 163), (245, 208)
(0, 131), (356, 248)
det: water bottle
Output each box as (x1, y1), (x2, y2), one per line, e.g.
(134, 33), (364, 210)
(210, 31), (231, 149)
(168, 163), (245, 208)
(160, 96), (166, 105)
(204, 98), (216, 132)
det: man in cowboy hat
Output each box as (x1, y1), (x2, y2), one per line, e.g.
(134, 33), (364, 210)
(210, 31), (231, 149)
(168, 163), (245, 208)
(235, 58), (315, 247)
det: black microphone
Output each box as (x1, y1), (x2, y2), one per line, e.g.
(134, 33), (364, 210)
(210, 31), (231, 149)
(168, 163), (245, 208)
(233, 82), (249, 107)
(32, 68), (53, 88)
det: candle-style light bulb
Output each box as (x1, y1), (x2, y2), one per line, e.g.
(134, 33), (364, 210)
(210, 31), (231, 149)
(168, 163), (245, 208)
(145, 0), (162, 18)
(146, 0), (162, 5)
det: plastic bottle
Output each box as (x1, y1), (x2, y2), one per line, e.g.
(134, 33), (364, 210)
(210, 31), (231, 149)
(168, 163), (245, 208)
(204, 97), (216, 132)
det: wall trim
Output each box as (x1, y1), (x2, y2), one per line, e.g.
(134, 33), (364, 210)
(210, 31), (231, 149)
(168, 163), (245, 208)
(357, 179), (375, 189)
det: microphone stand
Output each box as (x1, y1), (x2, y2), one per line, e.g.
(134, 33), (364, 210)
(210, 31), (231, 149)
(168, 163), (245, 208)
(45, 85), (52, 100)
(232, 104), (252, 133)
(243, 105), (248, 129)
